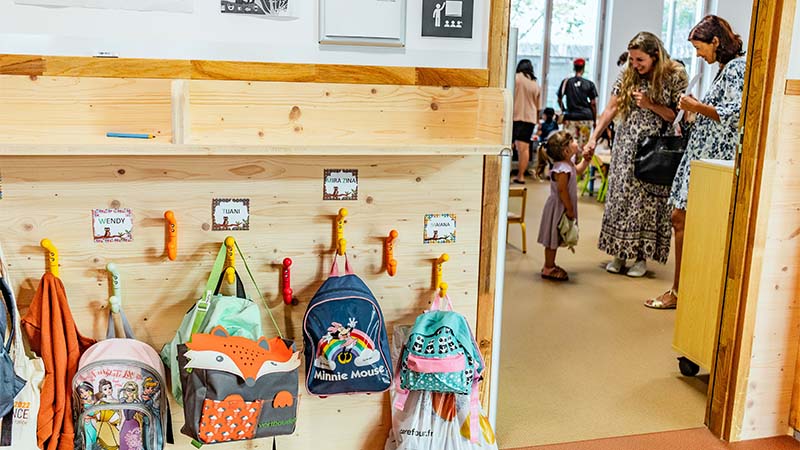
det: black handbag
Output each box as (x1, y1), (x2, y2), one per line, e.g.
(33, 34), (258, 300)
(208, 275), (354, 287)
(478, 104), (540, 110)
(634, 122), (689, 186)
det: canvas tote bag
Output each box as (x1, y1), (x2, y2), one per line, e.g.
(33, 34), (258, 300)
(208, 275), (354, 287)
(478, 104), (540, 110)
(0, 243), (45, 449)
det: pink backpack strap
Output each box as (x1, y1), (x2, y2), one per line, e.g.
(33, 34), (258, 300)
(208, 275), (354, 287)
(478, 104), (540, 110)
(329, 254), (355, 278)
(392, 348), (410, 411)
(468, 380), (481, 443)
(429, 294), (454, 312)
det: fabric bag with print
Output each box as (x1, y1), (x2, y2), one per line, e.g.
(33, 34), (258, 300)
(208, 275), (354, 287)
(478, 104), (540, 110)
(0, 245), (43, 449)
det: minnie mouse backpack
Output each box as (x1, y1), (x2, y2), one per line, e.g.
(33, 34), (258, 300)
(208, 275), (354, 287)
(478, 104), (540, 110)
(303, 256), (392, 396)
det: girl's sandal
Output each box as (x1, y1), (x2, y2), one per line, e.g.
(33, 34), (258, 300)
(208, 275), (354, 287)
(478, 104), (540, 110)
(644, 289), (678, 310)
(541, 266), (569, 282)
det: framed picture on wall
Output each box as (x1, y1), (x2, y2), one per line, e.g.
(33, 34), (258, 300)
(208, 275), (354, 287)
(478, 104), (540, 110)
(13, 0), (193, 13)
(319, 0), (408, 47)
(220, 0), (296, 17)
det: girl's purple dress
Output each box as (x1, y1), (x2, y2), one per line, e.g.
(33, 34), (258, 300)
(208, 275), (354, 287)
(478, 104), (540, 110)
(537, 161), (578, 249)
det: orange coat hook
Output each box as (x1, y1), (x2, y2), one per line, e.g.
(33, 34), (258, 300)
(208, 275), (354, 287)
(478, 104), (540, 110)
(336, 208), (348, 256)
(41, 239), (59, 278)
(164, 210), (178, 261)
(224, 236), (236, 284)
(385, 230), (398, 276)
(435, 253), (449, 297)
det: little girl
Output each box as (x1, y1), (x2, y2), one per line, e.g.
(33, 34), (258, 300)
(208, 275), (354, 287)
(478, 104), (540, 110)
(537, 130), (591, 281)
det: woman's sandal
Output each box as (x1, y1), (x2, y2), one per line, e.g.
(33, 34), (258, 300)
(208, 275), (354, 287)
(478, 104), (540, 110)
(541, 266), (569, 282)
(644, 289), (678, 309)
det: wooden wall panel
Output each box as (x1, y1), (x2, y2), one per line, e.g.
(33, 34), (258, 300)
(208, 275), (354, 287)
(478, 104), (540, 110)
(186, 80), (506, 146)
(0, 75), (173, 144)
(0, 154), (484, 450)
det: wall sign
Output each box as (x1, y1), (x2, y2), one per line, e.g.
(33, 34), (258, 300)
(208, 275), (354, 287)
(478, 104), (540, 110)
(220, 0), (295, 17)
(424, 214), (456, 244)
(212, 199), (250, 231)
(323, 169), (359, 201)
(422, 0), (474, 38)
(320, 0), (407, 47)
(93, 209), (133, 243)
(14, 0), (193, 13)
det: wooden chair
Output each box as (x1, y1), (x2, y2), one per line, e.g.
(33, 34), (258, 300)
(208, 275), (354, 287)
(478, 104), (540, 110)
(507, 187), (528, 253)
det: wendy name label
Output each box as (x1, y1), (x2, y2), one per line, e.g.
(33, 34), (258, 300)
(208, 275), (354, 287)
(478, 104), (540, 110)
(92, 208), (133, 242)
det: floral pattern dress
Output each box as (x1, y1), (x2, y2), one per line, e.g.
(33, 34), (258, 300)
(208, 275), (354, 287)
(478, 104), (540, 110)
(598, 66), (688, 264)
(669, 56), (746, 210)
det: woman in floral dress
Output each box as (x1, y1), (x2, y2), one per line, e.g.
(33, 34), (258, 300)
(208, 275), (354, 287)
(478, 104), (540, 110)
(645, 16), (746, 309)
(584, 32), (688, 277)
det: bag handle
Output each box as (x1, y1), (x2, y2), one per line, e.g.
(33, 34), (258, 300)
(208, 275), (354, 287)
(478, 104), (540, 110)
(329, 254), (354, 278)
(190, 243), (229, 336)
(430, 294), (454, 312)
(212, 268), (246, 299)
(235, 241), (284, 340)
(0, 278), (15, 354)
(105, 308), (136, 340)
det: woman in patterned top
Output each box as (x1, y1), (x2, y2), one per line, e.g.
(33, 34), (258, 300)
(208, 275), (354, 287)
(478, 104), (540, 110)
(645, 16), (746, 309)
(584, 32), (688, 278)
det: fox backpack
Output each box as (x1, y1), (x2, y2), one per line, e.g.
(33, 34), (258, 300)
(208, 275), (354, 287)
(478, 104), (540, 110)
(161, 241), (264, 405)
(303, 256), (392, 396)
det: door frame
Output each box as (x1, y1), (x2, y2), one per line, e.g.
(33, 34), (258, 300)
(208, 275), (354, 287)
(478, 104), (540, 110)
(707, 0), (798, 441)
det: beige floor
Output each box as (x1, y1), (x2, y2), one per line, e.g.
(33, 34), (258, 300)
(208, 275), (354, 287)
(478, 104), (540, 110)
(496, 179), (708, 449)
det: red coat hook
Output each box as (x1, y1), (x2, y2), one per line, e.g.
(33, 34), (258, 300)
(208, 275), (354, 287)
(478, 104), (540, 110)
(282, 258), (298, 306)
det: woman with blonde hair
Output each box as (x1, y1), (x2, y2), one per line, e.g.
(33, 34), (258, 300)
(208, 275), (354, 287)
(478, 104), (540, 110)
(584, 32), (688, 277)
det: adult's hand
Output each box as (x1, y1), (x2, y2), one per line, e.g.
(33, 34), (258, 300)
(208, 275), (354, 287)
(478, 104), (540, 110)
(679, 94), (701, 113)
(632, 91), (653, 110)
(583, 138), (597, 155)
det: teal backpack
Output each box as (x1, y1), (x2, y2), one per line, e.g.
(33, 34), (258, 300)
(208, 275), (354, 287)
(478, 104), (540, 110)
(393, 294), (485, 442)
(161, 240), (278, 406)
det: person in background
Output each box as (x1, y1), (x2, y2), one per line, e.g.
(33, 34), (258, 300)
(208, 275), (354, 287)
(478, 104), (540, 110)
(617, 52), (629, 67)
(534, 107), (560, 179)
(645, 15), (746, 309)
(584, 32), (688, 278)
(513, 59), (542, 184)
(537, 131), (592, 281)
(557, 58), (598, 149)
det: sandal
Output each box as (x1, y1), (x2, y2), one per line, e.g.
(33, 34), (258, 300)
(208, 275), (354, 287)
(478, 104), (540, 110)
(541, 266), (569, 282)
(644, 289), (678, 309)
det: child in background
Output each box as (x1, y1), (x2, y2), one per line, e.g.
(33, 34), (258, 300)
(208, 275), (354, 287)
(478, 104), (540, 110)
(534, 107), (560, 180)
(537, 130), (591, 281)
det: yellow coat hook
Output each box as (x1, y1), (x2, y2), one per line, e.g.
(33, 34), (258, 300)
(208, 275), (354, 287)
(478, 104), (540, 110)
(224, 236), (236, 284)
(40, 239), (59, 278)
(336, 208), (348, 256)
(435, 253), (449, 297)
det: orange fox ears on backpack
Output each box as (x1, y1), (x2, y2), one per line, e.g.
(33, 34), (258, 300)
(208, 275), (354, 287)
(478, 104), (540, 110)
(209, 325), (271, 351)
(206, 325), (294, 357)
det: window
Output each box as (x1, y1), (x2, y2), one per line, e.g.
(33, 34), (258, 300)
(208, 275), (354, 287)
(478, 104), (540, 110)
(662, 0), (705, 81)
(512, 0), (602, 110)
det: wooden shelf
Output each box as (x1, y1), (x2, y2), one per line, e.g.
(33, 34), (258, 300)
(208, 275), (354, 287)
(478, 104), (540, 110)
(0, 143), (507, 156)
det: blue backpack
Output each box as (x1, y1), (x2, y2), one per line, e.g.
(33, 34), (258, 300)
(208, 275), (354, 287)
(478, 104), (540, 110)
(303, 256), (392, 396)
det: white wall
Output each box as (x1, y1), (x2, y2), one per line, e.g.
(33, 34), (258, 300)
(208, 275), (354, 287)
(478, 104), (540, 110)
(0, 0), (490, 69)
(701, 0), (754, 92)
(598, 0), (664, 106)
(789, 1), (800, 77)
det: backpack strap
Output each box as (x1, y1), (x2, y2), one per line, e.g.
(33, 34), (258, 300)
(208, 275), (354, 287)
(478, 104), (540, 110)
(0, 277), (14, 447)
(105, 307), (136, 340)
(430, 294), (454, 312)
(190, 243), (229, 336)
(392, 347), (410, 411)
(234, 241), (284, 340)
(329, 254), (354, 278)
(468, 379), (481, 443)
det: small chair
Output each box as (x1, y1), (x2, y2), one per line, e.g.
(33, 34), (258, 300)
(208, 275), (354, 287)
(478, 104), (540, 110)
(507, 187), (528, 253)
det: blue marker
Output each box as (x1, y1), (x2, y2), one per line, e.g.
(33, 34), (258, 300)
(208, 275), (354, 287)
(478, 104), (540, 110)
(106, 132), (156, 139)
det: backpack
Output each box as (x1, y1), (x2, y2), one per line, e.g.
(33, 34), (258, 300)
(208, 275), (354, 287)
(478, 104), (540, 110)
(72, 306), (172, 450)
(303, 256), (392, 396)
(161, 241), (263, 405)
(393, 294), (485, 443)
(176, 325), (300, 445)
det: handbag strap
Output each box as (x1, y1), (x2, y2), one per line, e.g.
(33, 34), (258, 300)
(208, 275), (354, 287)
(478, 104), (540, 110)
(190, 243), (228, 336)
(234, 241), (283, 339)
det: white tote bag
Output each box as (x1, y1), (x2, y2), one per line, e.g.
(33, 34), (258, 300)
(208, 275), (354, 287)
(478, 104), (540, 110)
(386, 326), (498, 450)
(0, 245), (44, 449)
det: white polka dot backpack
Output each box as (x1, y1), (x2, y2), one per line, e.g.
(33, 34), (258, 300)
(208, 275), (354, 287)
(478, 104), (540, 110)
(393, 294), (485, 443)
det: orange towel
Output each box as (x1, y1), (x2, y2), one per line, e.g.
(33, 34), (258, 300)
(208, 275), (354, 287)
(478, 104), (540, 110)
(21, 272), (95, 450)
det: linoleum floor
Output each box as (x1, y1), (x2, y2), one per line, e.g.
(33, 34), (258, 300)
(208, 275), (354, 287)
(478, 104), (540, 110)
(496, 179), (708, 449)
